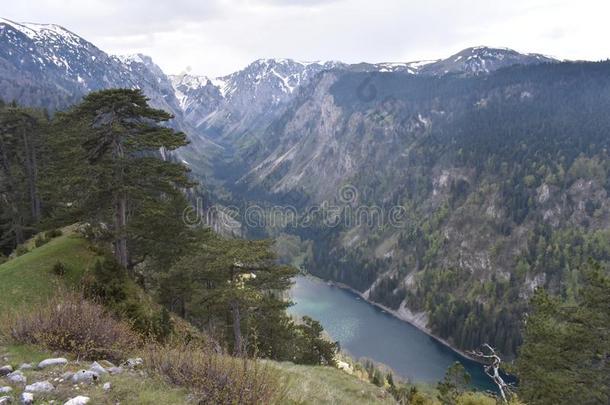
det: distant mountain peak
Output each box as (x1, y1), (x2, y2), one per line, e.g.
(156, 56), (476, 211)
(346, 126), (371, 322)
(419, 46), (558, 75)
(0, 18), (83, 45)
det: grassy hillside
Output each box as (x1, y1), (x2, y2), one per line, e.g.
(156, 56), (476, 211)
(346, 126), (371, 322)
(269, 361), (394, 404)
(0, 228), (397, 405)
(0, 225), (100, 309)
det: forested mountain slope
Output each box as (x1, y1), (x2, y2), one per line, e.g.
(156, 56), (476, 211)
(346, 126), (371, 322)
(223, 61), (610, 358)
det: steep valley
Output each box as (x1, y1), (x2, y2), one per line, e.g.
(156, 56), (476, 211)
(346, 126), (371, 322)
(2, 17), (609, 361)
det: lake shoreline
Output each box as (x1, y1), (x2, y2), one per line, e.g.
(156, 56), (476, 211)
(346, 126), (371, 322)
(307, 275), (484, 364)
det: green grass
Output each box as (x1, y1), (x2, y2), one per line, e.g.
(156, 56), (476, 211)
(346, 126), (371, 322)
(268, 361), (395, 404)
(0, 226), (100, 309)
(0, 343), (53, 366)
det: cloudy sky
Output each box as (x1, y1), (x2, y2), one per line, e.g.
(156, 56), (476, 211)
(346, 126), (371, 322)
(3, 0), (608, 77)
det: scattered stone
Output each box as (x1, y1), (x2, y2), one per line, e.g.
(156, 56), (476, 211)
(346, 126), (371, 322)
(71, 370), (99, 384)
(97, 360), (115, 369)
(125, 358), (143, 368)
(336, 360), (353, 374)
(64, 396), (90, 405)
(6, 372), (26, 385)
(19, 392), (33, 405)
(107, 367), (123, 375)
(0, 396), (11, 404)
(102, 382), (111, 391)
(37, 358), (68, 369)
(61, 372), (74, 381)
(0, 366), (12, 377)
(89, 362), (107, 375)
(24, 381), (54, 393)
(17, 364), (32, 371)
(0, 388), (10, 394)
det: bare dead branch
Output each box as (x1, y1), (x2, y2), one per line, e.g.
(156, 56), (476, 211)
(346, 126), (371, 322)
(468, 344), (513, 403)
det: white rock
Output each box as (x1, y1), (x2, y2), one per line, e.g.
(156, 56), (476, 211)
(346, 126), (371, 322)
(89, 362), (107, 375)
(125, 358), (143, 368)
(107, 367), (123, 375)
(0, 395), (11, 404)
(17, 364), (32, 371)
(336, 360), (353, 374)
(20, 392), (33, 405)
(64, 396), (90, 405)
(0, 366), (12, 377)
(102, 382), (111, 391)
(37, 358), (68, 369)
(0, 387), (11, 394)
(71, 370), (99, 384)
(25, 381), (54, 393)
(6, 372), (26, 385)
(61, 371), (74, 380)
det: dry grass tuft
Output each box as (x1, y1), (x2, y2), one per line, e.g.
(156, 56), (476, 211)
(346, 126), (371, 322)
(144, 342), (282, 405)
(1, 291), (139, 361)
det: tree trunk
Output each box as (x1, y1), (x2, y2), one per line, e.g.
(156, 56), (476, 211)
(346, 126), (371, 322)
(21, 128), (41, 222)
(231, 299), (244, 356)
(114, 194), (128, 268)
(0, 138), (24, 245)
(113, 134), (129, 268)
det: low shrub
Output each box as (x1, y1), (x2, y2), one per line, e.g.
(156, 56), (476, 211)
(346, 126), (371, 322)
(1, 291), (139, 362)
(51, 261), (67, 276)
(34, 235), (49, 248)
(45, 228), (63, 239)
(14, 245), (29, 257)
(144, 343), (281, 405)
(83, 258), (173, 341)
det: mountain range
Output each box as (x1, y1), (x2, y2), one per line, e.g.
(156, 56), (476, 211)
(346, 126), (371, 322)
(2, 17), (608, 359)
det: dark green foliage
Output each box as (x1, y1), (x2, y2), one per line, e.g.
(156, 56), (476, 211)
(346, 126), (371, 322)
(0, 104), (46, 255)
(14, 245), (29, 256)
(34, 234), (48, 247)
(48, 89), (193, 268)
(160, 231), (303, 358)
(45, 228), (63, 239)
(292, 316), (338, 366)
(85, 259), (128, 304)
(84, 258), (173, 341)
(51, 261), (67, 276)
(437, 362), (472, 405)
(516, 260), (610, 405)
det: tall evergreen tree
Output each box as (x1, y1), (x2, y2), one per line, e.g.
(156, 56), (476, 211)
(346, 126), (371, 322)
(517, 260), (609, 404)
(163, 234), (297, 356)
(0, 103), (45, 253)
(54, 89), (192, 268)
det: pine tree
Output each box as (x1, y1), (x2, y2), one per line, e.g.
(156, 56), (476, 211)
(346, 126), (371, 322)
(517, 260), (609, 404)
(437, 361), (471, 405)
(164, 234), (297, 356)
(0, 104), (45, 253)
(53, 89), (192, 268)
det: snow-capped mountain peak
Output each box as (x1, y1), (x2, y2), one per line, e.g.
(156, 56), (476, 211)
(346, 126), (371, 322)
(419, 46), (558, 75)
(0, 18), (82, 45)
